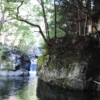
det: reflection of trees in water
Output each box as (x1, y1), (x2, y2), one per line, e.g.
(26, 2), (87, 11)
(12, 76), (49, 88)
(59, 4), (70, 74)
(15, 77), (37, 100)
(0, 77), (29, 100)
(37, 79), (100, 100)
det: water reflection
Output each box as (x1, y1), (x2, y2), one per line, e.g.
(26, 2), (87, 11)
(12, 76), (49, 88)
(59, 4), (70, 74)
(0, 76), (38, 100)
(0, 74), (100, 100)
(37, 79), (100, 100)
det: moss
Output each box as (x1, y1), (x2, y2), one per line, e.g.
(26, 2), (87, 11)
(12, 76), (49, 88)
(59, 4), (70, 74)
(3, 67), (8, 70)
(37, 56), (48, 72)
(62, 82), (66, 88)
(0, 46), (10, 60)
(67, 64), (75, 73)
(21, 68), (26, 72)
(16, 48), (28, 55)
(63, 60), (72, 68)
(6, 58), (11, 62)
(37, 36), (100, 76)
(48, 66), (53, 72)
(6, 62), (13, 70)
(37, 56), (47, 67)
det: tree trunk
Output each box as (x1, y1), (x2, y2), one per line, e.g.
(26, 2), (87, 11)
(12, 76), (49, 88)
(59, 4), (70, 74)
(78, 9), (81, 35)
(41, 0), (50, 40)
(20, 19), (49, 45)
(0, 12), (5, 34)
(84, 13), (88, 37)
(16, 0), (50, 46)
(54, 0), (57, 38)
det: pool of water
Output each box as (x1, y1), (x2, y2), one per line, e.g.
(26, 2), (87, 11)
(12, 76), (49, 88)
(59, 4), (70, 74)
(0, 58), (100, 100)
(0, 76), (37, 100)
(0, 74), (100, 100)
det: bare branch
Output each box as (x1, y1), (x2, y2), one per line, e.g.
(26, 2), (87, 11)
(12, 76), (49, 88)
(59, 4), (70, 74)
(16, 1), (24, 19)
(19, 19), (48, 44)
(93, 81), (100, 85)
(15, 0), (49, 45)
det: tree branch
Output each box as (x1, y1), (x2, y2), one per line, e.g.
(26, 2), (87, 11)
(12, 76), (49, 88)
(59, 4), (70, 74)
(15, 0), (49, 45)
(16, 1), (24, 19)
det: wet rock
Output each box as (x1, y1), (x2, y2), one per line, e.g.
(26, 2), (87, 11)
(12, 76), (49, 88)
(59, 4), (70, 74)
(7, 70), (23, 76)
(15, 54), (31, 71)
(0, 70), (8, 76)
(0, 69), (29, 76)
(23, 71), (29, 76)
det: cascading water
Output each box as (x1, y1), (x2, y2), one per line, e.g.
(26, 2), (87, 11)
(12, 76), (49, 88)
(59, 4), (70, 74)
(29, 57), (37, 77)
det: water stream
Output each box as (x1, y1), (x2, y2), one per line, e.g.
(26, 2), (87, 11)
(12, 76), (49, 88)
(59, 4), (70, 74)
(0, 58), (100, 100)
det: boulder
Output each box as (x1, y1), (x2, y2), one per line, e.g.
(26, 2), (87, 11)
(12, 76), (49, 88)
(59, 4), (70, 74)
(0, 69), (29, 76)
(7, 70), (23, 76)
(37, 62), (91, 90)
(15, 54), (31, 71)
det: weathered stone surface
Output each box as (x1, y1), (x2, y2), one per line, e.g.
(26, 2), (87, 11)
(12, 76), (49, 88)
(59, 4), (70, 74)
(37, 61), (90, 90)
(15, 54), (30, 71)
(0, 69), (29, 76)
(37, 36), (100, 91)
(0, 70), (8, 76)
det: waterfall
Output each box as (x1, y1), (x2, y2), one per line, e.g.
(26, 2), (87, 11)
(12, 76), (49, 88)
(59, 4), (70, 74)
(29, 58), (37, 77)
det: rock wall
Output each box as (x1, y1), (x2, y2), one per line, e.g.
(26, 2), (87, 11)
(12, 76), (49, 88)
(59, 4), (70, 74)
(37, 61), (88, 90)
(36, 35), (100, 91)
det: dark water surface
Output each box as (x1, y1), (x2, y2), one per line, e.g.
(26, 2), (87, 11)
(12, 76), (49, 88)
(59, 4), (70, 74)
(0, 63), (100, 100)
(0, 76), (100, 100)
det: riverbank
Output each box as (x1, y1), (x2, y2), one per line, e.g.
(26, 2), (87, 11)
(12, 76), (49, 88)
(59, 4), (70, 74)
(36, 35), (100, 91)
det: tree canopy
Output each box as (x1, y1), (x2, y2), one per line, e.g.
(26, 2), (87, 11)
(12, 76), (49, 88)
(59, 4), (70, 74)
(0, 0), (100, 47)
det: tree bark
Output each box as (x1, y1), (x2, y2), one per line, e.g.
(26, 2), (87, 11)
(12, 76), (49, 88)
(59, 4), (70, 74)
(78, 9), (81, 35)
(0, 12), (5, 34)
(19, 19), (48, 44)
(84, 13), (88, 37)
(41, 0), (50, 40)
(54, 0), (57, 38)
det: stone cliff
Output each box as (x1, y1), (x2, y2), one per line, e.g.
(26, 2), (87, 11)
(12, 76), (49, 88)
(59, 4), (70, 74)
(36, 35), (100, 90)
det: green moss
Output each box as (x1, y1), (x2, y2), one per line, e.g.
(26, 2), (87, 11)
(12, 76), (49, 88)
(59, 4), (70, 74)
(3, 67), (8, 70)
(0, 46), (10, 60)
(6, 58), (11, 62)
(63, 60), (72, 68)
(67, 64), (75, 73)
(62, 82), (66, 88)
(21, 68), (26, 72)
(37, 56), (48, 72)
(6, 62), (13, 70)
(16, 48), (28, 55)
(48, 66), (53, 71)
(37, 56), (47, 67)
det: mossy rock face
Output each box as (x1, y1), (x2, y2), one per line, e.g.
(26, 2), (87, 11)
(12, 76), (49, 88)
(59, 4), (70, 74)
(37, 35), (100, 90)
(21, 68), (26, 72)
(37, 61), (89, 90)
(0, 46), (10, 60)
(37, 56), (47, 67)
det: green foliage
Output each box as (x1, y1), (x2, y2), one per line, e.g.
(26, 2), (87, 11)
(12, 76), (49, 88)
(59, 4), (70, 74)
(37, 56), (47, 67)
(16, 48), (28, 55)
(92, 0), (100, 11)
(48, 66), (53, 71)
(0, 46), (10, 60)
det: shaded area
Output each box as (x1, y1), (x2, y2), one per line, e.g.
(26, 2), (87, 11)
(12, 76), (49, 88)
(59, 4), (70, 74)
(0, 76), (29, 100)
(37, 79), (100, 100)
